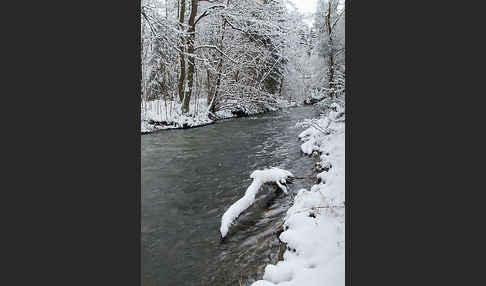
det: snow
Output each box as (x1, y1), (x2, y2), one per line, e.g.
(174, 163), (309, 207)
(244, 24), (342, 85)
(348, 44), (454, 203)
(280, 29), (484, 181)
(251, 102), (345, 286)
(141, 98), (211, 122)
(140, 98), (223, 133)
(140, 97), (294, 134)
(220, 167), (294, 238)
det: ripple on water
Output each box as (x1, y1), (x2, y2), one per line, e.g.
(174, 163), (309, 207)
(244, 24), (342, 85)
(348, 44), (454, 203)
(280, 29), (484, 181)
(142, 106), (318, 286)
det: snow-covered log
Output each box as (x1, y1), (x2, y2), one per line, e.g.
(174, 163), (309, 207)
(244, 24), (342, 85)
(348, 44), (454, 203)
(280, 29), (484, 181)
(220, 167), (293, 238)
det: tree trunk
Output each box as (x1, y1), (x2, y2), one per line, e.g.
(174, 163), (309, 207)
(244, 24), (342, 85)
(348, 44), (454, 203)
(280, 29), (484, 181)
(209, 54), (224, 113)
(209, 14), (229, 113)
(208, 0), (231, 113)
(141, 18), (146, 100)
(206, 68), (212, 105)
(328, 54), (335, 98)
(327, 0), (335, 98)
(177, 0), (186, 103)
(182, 0), (198, 114)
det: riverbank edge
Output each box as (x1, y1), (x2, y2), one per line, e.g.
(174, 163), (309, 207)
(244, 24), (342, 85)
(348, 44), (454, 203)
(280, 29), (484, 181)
(251, 104), (345, 286)
(140, 105), (303, 135)
(140, 120), (215, 135)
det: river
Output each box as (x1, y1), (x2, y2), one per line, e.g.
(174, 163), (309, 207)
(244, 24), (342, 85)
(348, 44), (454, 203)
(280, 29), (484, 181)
(142, 106), (318, 286)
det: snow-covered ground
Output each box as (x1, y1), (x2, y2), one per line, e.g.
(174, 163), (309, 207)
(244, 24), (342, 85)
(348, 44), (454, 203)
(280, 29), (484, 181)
(141, 98), (228, 133)
(251, 102), (345, 286)
(141, 98), (297, 134)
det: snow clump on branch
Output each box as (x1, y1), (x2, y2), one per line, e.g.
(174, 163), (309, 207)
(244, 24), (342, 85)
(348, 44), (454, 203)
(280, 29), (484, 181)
(220, 167), (293, 238)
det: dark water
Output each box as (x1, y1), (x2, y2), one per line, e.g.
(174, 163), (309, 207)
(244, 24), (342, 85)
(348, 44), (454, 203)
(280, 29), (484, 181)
(142, 106), (318, 286)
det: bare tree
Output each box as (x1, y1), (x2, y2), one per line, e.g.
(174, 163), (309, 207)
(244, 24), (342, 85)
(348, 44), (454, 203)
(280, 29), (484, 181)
(321, 0), (344, 98)
(182, 0), (199, 113)
(177, 0), (186, 103)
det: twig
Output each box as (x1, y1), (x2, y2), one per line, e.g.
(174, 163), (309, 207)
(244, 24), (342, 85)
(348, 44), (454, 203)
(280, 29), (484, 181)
(194, 5), (226, 26)
(291, 205), (345, 215)
(310, 122), (330, 135)
(193, 45), (239, 64)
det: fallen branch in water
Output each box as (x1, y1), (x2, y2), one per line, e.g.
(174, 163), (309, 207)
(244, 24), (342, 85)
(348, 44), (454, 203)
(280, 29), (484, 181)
(220, 167), (293, 239)
(288, 173), (314, 180)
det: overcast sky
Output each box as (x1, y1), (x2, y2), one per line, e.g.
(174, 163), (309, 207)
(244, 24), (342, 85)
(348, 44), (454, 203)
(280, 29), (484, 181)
(288, 0), (317, 14)
(287, 0), (317, 27)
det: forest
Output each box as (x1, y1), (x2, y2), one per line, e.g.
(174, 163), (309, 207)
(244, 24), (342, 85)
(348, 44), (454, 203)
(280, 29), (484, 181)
(140, 0), (344, 132)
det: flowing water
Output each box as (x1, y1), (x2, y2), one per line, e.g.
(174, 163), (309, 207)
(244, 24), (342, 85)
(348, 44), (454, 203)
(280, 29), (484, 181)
(142, 106), (318, 286)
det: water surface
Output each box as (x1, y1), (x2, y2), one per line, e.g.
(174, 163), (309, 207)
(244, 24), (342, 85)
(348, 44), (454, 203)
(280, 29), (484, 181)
(142, 106), (318, 286)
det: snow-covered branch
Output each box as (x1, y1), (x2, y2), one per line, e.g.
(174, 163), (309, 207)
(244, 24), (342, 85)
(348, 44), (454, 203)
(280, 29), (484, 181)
(220, 167), (293, 238)
(194, 4), (226, 26)
(193, 45), (239, 64)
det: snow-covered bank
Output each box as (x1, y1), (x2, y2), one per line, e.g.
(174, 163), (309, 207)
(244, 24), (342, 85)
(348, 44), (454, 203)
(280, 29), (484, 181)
(220, 168), (294, 238)
(141, 99), (224, 134)
(251, 102), (345, 286)
(141, 98), (298, 134)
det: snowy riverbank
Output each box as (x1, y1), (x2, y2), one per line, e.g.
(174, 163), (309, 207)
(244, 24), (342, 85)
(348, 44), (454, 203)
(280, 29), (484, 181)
(141, 98), (228, 134)
(141, 98), (298, 134)
(251, 102), (345, 286)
